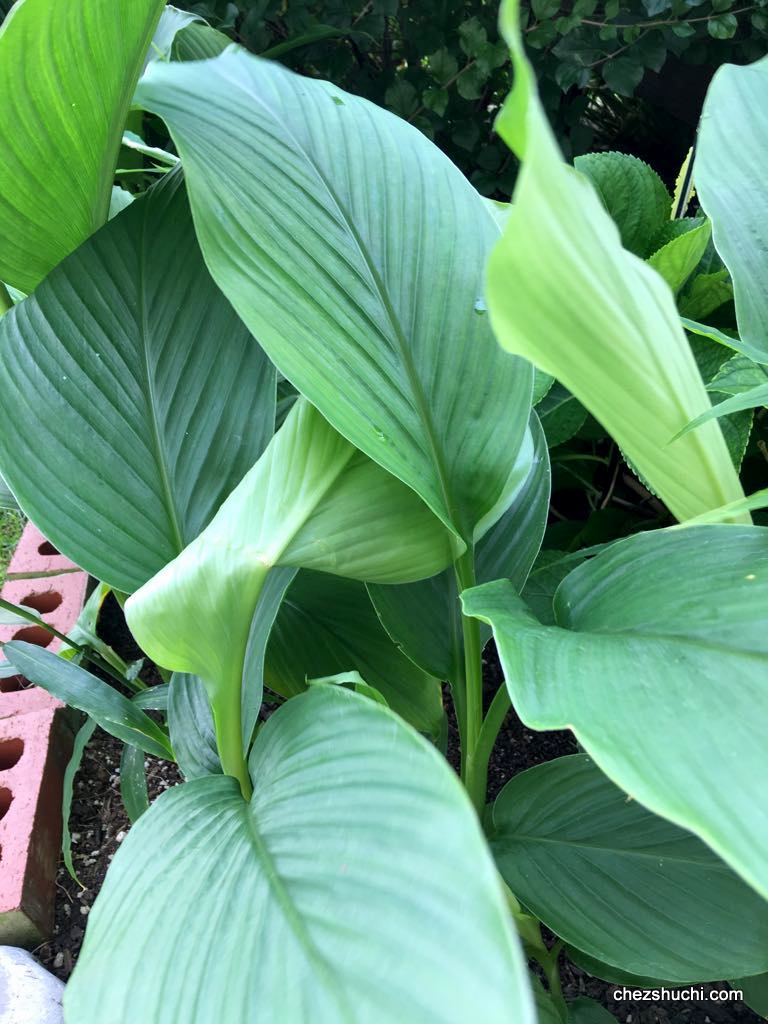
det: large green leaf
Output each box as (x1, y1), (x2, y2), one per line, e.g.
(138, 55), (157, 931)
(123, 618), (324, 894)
(485, 0), (745, 524)
(0, 0), (165, 292)
(369, 414), (550, 682)
(126, 398), (454, 786)
(0, 171), (275, 594)
(462, 525), (768, 899)
(65, 685), (534, 1024)
(695, 54), (768, 363)
(266, 570), (443, 737)
(491, 755), (768, 981)
(134, 47), (533, 545)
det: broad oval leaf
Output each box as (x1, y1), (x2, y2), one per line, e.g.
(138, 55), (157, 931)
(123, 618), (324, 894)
(0, 171), (275, 594)
(486, 0), (745, 524)
(462, 525), (768, 899)
(491, 755), (768, 982)
(65, 685), (534, 1024)
(0, 0), (165, 291)
(134, 47), (533, 544)
(695, 54), (768, 364)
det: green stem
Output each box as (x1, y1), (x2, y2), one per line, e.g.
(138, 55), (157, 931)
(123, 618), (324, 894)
(454, 548), (484, 811)
(469, 683), (511, 808)
(213, 680), (252, 801)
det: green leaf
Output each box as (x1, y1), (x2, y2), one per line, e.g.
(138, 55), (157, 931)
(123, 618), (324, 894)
(384, 78), (419, 118)
(135, 48), (533, 546)
(568, 998), (618, 1023)
(732, 974), (768, 1017)
(707, 354), (768, 395)
(65, 686), (534, 1024)
(679, 381), (768, 434)
(708, 12), (738, 37)
(487, 4), (746, 523)
(491, 755), (768, 981)
(126, 398), (454, 788)
(462, 525), (768, 898)
(4, 642), (174, 760)
(647, 219), (712, 294)
(530, 975), (563, 1024)
(537, 382), (588, 446)
(574, 153), (670, 259)
(266, 570), (444, 737)
(120, 744), (149, 824)
(0, 171), (275, 594)
(427, 47), (458, 84)
(0, 0), (165, 292)
(602, 57), (644, 96)
(167, 672), (221, 780)
(695, 54), (768, 362)
(369, 415), (550, 681)
(62, 717), (97, 885)
(678, 269), (733, 320)
(172, 21), (230, 60)
(0, 472), (18, 511)
(147, 5), (202, 63)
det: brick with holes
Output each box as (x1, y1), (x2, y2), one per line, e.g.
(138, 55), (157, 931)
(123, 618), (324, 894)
(0, 523), (86, 944)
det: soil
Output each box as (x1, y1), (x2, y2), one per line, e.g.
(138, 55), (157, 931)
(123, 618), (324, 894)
(33, 600), (761, 1024)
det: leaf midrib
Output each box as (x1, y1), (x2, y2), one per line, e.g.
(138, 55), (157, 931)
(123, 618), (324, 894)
(137, 201), (185, 555)
(241, 799), (356, 1021)
(498, 831), (727, 869)
(227, 70), (462, 539)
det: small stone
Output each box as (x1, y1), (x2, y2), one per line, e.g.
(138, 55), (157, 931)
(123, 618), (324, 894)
(116, 831), (126, 843)
(52, 952), (64, 969)
(79, 906), (89, 916)
(0, 946), (64, 1023)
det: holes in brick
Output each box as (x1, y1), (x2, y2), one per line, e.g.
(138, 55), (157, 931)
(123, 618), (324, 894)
(0, 675), (27, 693)
(20, 591), (62, 615)
(0, 787), (11, 821)
(0, 738), (23, 771)
(37, 541), (60, 556)
(11, 625), (53, 648)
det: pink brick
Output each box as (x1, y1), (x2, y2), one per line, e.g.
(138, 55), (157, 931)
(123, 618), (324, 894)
(0, 523), (88, 718)
(0, 707), (73, 945)
(0, 523), (88, 944)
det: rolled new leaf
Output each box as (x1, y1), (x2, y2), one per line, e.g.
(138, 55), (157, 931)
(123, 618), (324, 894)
(126, 398), (454, 791)
(485, 0), (745, 524)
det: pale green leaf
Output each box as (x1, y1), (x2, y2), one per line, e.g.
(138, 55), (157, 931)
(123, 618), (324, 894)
(647, 219), (712, 295)
(707, 354), (768, 395)
(0, 171), (275, 594)
(0, 0), (165, 291)
(695, 54), (768, 363)
(135, 47), (533, 545)
(65, 686), (534, 1024)
(462, 525), (768, 898)
(126, 398), (454, 781)
(167, 672), (220, 780)
(487, 0), (746, 524)
(492, 755), (768, 981)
